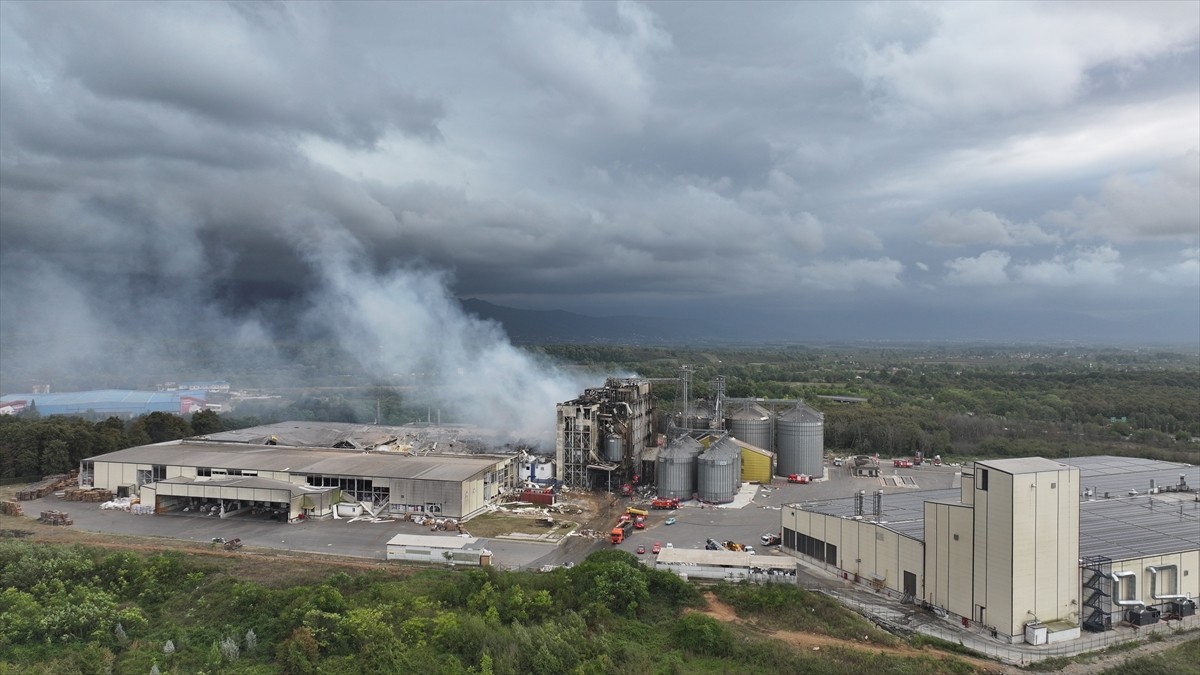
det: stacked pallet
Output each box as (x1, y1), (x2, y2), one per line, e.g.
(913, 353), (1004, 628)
(38, 510), (73, 526)
(1, 500), (23, 516)
(16, 472), (78, 501)
(62, 487), (115, 502)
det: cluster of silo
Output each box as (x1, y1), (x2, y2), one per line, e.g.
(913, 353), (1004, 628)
(696, 437), (742, 503)
(656, 435), (704, 499)
(724, 402), (773, 451)
(775, 403), (824, 477)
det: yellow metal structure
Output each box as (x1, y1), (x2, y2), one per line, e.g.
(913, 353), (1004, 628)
(738, 441), (773, 483)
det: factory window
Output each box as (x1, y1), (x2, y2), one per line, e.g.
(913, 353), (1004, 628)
(979, 469), (989, 491)
(152, 465), (167, 481)
(953, 534), (960, 541)
(197, 468), (212, 477)
(1051, 482), (1056, 489)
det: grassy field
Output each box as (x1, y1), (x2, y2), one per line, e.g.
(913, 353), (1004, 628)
(1099, 634), (1200, 675)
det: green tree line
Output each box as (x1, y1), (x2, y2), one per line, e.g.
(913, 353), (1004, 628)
(0, 410), (230, 480)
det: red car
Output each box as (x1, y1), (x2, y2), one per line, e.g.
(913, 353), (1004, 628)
(636, 544), (646, 554)
(652, 541), (662, 554)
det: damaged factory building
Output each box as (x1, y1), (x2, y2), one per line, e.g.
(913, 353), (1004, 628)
(555, 378), (655, 490)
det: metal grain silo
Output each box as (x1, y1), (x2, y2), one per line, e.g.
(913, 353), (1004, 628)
(775, 403), (824, 477)
(656, 436), (703, 499)
(603, 434), (624, 463)
(725, 402), (772, 451)
(696, 438), (741, 503)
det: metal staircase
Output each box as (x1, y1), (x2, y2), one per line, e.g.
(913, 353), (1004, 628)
(1082, 555), (1113, 632)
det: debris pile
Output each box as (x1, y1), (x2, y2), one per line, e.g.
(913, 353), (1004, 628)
(38, 510), (73, 526)
(101, 497), (137, 511)
(1, 500), (23, 517)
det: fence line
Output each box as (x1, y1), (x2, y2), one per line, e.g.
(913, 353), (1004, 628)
(819, 583), (1198, 666)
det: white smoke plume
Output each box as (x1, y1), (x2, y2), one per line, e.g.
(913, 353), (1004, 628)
(299, 228), (591, 443)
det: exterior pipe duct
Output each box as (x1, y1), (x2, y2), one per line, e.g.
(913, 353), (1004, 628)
(1111, 571), (1145, 609)
(1148, 565), (1188, 601)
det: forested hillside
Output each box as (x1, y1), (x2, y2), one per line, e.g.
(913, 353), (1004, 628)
(0, 542), (982, 674)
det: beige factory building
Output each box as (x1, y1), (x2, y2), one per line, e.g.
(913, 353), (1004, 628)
(781, 456), (1199, 644)
(83, 421), (517, 522)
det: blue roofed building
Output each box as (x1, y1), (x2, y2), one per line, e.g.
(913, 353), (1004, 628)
(0, 389), (207, 419)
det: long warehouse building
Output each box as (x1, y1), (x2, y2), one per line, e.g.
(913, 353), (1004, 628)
(83, 421), (517, 521)
(781, 456), (1199, 645)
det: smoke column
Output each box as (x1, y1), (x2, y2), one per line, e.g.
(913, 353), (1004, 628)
(299, 228), (591, 443)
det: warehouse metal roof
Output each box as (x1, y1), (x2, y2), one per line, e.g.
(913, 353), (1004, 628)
(789, 456), (1200, 561)
(656, 548), (752, 566)
(156, 475), (333, 497)
(202, 421), (494, 453)
(386, 534), (481, 549)
(792, 489), (958, 542)
(1078, 492), (1200, 561)
(977, 457), (1072, 474)
(88, 440), (509, 482)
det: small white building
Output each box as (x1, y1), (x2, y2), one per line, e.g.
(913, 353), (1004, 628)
(385, 534), (492, 566)
(655, 548), (798, 581)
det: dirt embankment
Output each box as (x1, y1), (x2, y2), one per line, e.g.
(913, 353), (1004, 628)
(690, 592), (1018, 674)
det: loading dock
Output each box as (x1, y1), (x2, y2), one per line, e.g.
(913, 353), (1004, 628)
(142, 476), (336, 522)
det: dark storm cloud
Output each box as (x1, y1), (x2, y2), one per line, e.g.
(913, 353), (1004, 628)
(1, 0), (1198, 377)
(7, 2), (444, 148)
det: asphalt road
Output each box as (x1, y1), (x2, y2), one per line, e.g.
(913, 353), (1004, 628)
(16, 462), (961, 571)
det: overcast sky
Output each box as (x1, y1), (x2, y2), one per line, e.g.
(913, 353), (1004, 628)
(2, 1), (1198, 352)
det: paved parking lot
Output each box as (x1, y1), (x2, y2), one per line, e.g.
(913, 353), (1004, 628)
(16, 462), (961, 571)
(597, 462), (962, 561)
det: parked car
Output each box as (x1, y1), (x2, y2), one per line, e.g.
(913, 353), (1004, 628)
(664, 517), (676, 525)
(636, 544), (646, 554)
(652, 541), (662, 554)
(666, 542), (673, 548)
